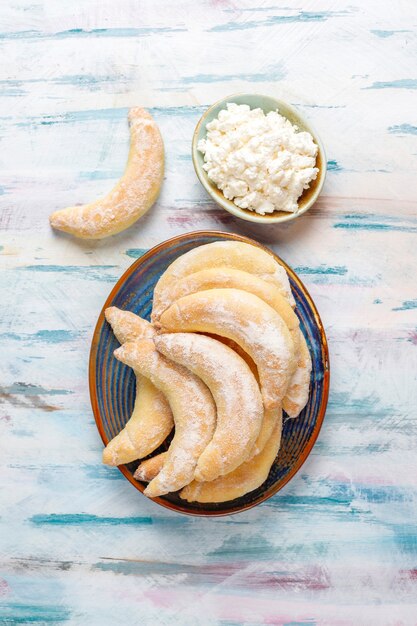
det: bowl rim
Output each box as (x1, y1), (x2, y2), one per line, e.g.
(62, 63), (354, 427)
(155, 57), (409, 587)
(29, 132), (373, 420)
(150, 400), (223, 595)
(89, 230), (330, 517)
(192, 92), (327, 224)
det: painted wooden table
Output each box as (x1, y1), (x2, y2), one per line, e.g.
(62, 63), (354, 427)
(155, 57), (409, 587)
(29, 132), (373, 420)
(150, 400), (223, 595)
(1, 2), (416, 624)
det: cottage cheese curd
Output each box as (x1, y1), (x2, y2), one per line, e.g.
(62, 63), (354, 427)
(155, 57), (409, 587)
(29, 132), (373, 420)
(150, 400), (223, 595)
(198, 103), (319, 215)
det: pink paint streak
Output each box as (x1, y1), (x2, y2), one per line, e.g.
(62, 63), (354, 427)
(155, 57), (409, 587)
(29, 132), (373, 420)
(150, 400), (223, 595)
(407, 329), (417, 345)
(0, 578), (10, 596)
(167, 210), (234, 228)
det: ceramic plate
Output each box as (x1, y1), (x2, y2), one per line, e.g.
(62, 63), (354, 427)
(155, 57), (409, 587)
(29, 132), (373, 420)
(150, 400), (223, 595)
(89, 231), (330, 516)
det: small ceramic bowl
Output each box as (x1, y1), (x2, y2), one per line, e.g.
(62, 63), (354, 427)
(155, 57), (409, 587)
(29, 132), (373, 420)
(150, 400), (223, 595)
(90, 231), (330, 517)
(192, 93), (326, 224)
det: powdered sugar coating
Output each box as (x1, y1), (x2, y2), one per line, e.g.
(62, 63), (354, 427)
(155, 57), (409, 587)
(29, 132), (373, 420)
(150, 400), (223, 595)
(155, 333), (264, 481)
(283, 328), (312, 418)
(49, 108), (164, 239)
(152, 267), (301, 361)
(152, 241), (295, 318)
(114, 338), (216, 497)
(102, 308), (173, 465)
(159, 288), (296, 409)
(180, 411), (283, 503)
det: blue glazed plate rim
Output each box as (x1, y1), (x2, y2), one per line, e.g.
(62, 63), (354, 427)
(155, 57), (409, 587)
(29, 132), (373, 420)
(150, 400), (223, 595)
(89, 230), (330, 517)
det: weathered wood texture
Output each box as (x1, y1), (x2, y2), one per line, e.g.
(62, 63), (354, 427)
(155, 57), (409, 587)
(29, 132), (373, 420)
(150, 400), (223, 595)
(1, 1), (416, 624)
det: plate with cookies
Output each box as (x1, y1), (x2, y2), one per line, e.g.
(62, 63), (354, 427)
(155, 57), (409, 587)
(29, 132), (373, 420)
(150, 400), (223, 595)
(89, 231), (329, 516)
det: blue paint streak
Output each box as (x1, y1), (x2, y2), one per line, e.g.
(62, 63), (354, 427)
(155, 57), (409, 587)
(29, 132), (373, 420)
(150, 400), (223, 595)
(78, 170), (119, 181)
(364, 79), (417, 90)
(30, 513), (153, 526)
(0, 330), (79, 343)
(52, 73), (128, 86)
(334, 222), (417, 233)
(297, 103), (346, 109)
(392, 299), (417, 311)
(294, 265), (347, 275)
(209, 11), (345, 32)
(83, 465), (125, 481)
(327, 159), (342, 171)
(13, 105), (205, 127)
(0, 382), (72, 396)
(388, 123), (417, 135)
(328, 391), (394, 419)
(0, 603), (71, 624)
(370, 29), (410, 38)
(0, 27), (186, 40)
(125, 248), (148, 259)
(17, 264), (119, 282)
(182, 66), (285, 84)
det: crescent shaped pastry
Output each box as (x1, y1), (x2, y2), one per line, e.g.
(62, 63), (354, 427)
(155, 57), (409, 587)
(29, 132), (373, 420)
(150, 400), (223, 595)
(283, 329), (312, 418)
(135, 407), (281, 483)
(180, 412), (283, 503)
(151, 267), (300, 353)
(114, 339), (217, 497)
(102, 307), (173, 465)
(152, 241), (295, 316)
(248, 407), (281, 459)
(50, 108), (164, 239)
(158, 288), (296, 409)
(154, 333), (264, 481)
(105, 306), (155, 343)
(134, 452), (167, 482)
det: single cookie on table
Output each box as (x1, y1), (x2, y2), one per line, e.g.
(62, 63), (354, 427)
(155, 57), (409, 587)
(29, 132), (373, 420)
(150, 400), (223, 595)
(154, 332), (264, 481)
(50, 108), (164, 239)
(114, 338), (216, 498)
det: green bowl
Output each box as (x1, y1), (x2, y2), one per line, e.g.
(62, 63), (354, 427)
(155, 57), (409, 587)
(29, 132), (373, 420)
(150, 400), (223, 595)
(192, 93), (327, 224)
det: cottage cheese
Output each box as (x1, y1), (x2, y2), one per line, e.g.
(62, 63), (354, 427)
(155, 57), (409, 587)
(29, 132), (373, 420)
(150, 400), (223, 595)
(198, 103), (319, 215)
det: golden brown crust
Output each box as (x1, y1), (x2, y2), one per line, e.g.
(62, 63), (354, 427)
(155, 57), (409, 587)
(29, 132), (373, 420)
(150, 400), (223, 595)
(102, 308), (173, 466)
(159, 288), (296, 409)
(114, 339), (216, 497)
(50, 108), (164, 239)
(155, 333), (263, 481)
(180, 412), (283, 503)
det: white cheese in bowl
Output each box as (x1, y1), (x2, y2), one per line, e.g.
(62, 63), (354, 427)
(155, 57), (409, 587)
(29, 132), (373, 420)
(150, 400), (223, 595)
(197, 103), (319, 215)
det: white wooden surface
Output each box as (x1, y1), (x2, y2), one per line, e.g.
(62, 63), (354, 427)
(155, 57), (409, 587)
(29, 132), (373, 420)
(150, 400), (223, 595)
(1, 1), (417, 624)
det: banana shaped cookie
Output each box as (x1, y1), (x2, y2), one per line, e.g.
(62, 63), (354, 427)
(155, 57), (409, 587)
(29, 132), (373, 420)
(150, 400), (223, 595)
(158, 288), (296, 409)
(152, 241), (295, 317)
(152, 266), (300, 355)
(152, 263), (310, 419)
(134, 452), (167, 482)
(283, 329), (312, 418)
(102, 307), (173, 465)
(50, 108), (164, 239)
(180, 412), (283, 503)
(154, 333), (264, 481)
(114, 339), (216, 497)
(135, 407), (281, 483)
